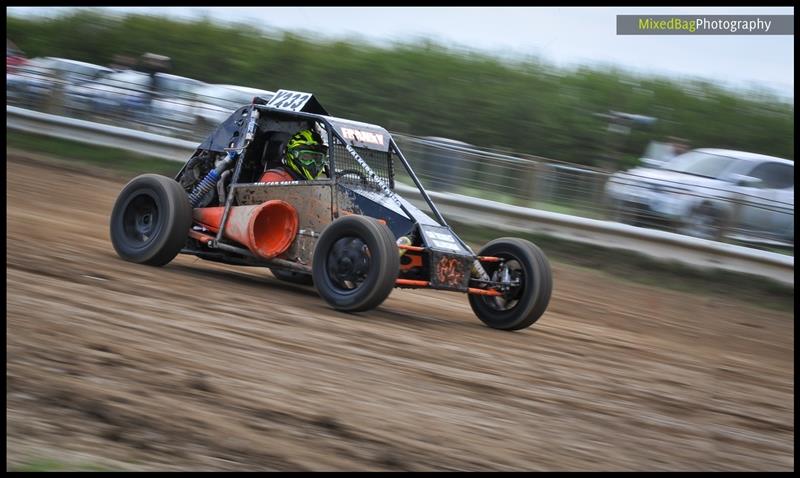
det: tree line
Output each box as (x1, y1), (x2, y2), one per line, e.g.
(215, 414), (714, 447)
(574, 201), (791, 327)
(7, 10), (794, 167)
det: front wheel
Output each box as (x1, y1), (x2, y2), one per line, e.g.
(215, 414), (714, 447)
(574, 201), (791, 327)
(312, 215), (399, 312)
(110, 174), (192, 266)
(469, 238), (552, 331)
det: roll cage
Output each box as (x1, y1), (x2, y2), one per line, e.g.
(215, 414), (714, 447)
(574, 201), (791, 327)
(177, 99), (470, 247)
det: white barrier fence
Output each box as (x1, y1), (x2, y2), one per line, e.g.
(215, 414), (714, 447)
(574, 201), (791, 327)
(7, 105), (793, 286)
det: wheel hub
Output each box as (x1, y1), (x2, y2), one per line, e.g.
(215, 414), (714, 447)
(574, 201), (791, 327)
(486, 260), (524, 310)
(136, 212), (154, 235)
(337, 256), (354, 274)
(122, 193), (160, 244)
(328, 237), (370, 289)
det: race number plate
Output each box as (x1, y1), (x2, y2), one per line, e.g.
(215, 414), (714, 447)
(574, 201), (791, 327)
(419, 225), (466, 253)
(266, 89), (313, 112)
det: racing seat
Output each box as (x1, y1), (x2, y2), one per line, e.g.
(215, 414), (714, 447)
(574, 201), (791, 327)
(260, 132), (291, 172)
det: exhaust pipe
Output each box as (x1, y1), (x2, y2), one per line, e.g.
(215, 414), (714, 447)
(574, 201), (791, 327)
(192, 200), (299, 260)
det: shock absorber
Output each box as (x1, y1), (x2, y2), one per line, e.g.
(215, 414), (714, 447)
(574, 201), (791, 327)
(188, 151), (237, 207)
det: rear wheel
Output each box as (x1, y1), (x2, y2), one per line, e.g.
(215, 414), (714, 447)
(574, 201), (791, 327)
(469, 238), (552, 331)
(312, 215), (399, 312)
(110, 174), (192, 266)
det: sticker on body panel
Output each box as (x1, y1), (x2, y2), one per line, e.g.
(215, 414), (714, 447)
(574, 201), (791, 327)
(428, 231), (462, 252)
(430, 250), (472, 291)
(341, 127), (385, 147)
(419, 226), (466, 253)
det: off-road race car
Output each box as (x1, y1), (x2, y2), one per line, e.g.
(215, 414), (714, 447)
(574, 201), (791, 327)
(110, 89), (552, 330)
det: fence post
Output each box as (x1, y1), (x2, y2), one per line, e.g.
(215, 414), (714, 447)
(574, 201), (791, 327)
(45, 70), (66, 116)
(531, 162), (553, 209)
(520, 159), (540, 207)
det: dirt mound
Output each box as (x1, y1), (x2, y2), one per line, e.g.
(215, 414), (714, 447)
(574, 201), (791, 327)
(6, 155), (793, 471)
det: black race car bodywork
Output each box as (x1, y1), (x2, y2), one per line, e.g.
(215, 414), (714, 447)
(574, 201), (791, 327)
(110, 89), (552, 330)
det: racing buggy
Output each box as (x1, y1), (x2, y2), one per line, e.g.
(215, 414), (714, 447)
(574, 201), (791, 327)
(110, 90), (552, 330)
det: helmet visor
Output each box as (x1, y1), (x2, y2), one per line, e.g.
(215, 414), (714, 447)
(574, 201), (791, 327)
(293, 149), (326, 179)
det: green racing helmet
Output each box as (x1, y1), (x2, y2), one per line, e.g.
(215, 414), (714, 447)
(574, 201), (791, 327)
(283, 129), (328, 180)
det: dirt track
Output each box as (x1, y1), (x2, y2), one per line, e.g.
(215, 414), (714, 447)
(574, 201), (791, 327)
(6, 154), (794, 471)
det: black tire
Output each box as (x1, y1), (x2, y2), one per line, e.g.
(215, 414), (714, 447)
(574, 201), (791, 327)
(270, 268), (314, 286)
(312, 215), (399, 312)
(468, 238), (552, 331)
(110, 174), (192, 266)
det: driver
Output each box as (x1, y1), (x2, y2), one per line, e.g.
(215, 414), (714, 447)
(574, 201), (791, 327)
(259, 129), (328, 182)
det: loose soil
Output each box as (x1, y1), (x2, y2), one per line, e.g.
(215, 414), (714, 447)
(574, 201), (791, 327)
(6, 155), (793, 471)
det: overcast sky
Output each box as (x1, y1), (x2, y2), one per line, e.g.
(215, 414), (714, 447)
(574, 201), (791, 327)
(7, 6), (795, 99)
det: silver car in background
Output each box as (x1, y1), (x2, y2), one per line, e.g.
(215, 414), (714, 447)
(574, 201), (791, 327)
(6, 63), (54, 108)
(28, 56), (114, 85)
(7, 56), (113, 109)
(65, 70), (205, 129)
(605, 149), (794, 245)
